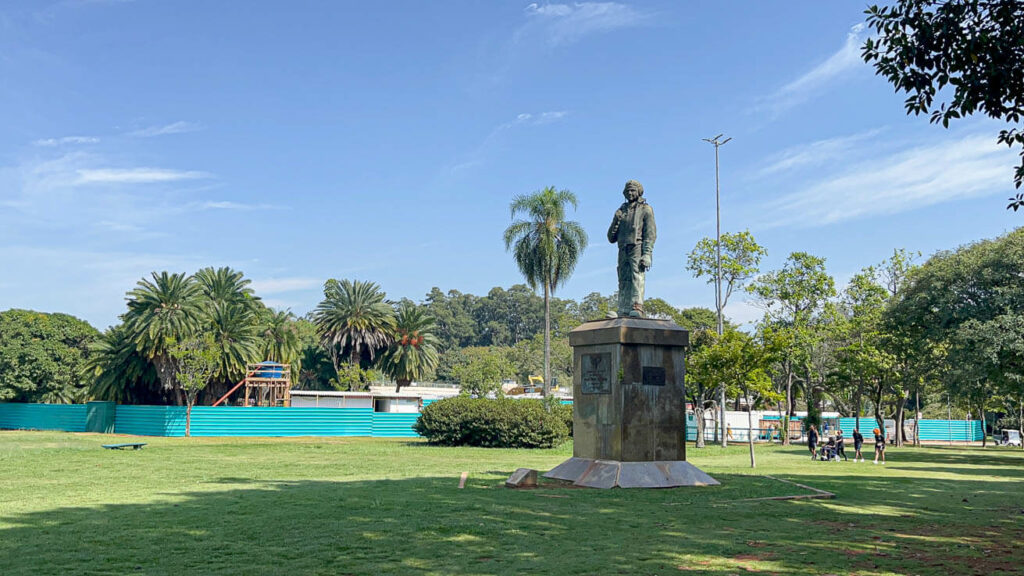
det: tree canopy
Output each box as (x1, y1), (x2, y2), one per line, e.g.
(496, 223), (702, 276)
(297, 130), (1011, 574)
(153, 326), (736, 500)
(0, 310), (99, 403)
(862, 0), (1024, 205)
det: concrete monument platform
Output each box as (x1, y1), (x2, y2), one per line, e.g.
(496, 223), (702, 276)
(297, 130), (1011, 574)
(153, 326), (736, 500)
(543, 316), (718, 488)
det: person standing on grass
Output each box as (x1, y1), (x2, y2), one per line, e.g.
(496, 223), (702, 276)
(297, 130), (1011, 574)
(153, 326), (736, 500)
(836, 429), (848, 461)
(873, 428), (886, 464)
(808, 423), (819, 460)
(853, 428), (865, 462)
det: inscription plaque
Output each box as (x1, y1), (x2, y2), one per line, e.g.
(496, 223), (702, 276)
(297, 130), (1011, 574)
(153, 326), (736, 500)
(581, 353), (611, 394)
(642, 366), (665, 386)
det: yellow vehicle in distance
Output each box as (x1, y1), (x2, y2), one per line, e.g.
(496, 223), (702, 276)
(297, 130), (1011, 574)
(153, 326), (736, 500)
(504, 376), (558, 395)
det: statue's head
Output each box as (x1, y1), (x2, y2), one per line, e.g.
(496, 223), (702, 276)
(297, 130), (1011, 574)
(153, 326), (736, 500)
(623, 180), (644, 202)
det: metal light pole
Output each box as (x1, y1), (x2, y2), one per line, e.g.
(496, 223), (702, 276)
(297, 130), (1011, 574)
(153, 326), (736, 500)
(703, 134), (731, 448)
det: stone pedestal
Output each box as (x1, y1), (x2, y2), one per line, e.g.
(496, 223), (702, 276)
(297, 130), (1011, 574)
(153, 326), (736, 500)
(544, 317), (718, 488)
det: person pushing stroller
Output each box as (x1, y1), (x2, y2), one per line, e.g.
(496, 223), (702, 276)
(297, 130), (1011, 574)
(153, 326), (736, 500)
(835, 430), (848, 461)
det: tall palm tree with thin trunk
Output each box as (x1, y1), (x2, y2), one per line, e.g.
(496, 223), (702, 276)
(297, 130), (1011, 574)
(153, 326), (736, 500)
(504, 186), (588, 396)
(312, 279), (395, 380)
(123, 272), (204, 404)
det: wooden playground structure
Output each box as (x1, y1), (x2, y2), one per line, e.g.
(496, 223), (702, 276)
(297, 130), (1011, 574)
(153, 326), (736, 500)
(212, 362), (292, 407)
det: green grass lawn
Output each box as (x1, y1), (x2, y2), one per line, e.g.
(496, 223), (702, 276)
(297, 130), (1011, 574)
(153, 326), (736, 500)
(1, 432), (1023, 575)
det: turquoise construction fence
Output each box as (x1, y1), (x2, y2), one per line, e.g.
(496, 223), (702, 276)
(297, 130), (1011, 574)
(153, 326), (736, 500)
(0, 403), (421, 438)
(836, 417), (984, 442)
(0, 403), (88, 433)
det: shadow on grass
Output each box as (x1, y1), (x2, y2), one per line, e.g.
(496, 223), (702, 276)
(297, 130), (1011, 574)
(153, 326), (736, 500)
(2, 467), (1024, 576)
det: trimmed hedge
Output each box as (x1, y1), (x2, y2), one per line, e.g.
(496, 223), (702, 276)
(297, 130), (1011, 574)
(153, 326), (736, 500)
(413, 396), (569, 448)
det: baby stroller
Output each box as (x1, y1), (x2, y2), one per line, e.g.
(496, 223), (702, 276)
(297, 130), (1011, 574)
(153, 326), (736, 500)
(818, 437), (838, 461)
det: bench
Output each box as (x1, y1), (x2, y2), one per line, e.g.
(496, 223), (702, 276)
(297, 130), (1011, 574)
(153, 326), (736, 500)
(102, 443), (147, 450)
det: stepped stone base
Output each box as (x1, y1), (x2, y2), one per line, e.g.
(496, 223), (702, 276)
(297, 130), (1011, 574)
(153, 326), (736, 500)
(544, 457), (719, 489)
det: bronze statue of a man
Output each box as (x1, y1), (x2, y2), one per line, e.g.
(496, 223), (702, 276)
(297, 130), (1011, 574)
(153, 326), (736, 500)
(607, 180), (657, 317)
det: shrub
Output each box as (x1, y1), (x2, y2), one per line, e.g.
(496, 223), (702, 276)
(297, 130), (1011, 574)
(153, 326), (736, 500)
(414, 396), (569, 448)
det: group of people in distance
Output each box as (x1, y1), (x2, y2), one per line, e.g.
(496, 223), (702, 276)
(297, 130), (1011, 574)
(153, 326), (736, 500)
(806, 424), (887, 464)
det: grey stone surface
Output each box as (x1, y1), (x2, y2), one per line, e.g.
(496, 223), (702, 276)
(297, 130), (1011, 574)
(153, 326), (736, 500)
(544, 458), (719, 488)
(544, 457), (593, 483)
(570, 317), (688, 463)
(574, 460), (621, 489)
(541, 315), (718, 489)
(569, 317), (689, 348)
(505, 468), (538, 488)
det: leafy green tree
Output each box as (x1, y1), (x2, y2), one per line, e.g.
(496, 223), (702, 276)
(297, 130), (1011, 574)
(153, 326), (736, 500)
(169, 335), (220, 437)
(674, 307), (719, 332)
(123, 272), (204, 405)
(862, 0), (1024, 200)
(749, 252), (836, 443)
(887, 229), (1024, 446)
(0, 310), (99, 403)
(507, 334), (571, 389)
(690, 329), (779, 466)
(578, 292), (617, 321)
(313, 279), (395, 380)
(687, 230), (767, 312)
(451, 347), (514, 397)
(423, 288), (479, 352)
(504, 186), (588, 395)
(685, 328), (719, 448)
(834, 269), (894, 436)
(380, 302), (440, 392)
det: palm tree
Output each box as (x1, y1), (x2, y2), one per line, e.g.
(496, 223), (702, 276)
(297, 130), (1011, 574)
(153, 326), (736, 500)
(123, 272), (204, 404)
(503, 186), (588, 395)
(85, 325), (160, 404)
(194, 266), (260, 310)
(260, 309), (302, 369)
(380, 302), (440, 392)
(207, 302), (262, 385)
(312, 279), (395, 379)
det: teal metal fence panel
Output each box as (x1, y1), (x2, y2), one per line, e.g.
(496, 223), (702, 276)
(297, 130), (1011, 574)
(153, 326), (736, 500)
(836, 417), (983, 441)
(188, 406), (374, 437)
(371, 412), (421, 438)
(918, 419), (984, 441)
(114, 405), (184, 436)
(0, 403), (87, 432)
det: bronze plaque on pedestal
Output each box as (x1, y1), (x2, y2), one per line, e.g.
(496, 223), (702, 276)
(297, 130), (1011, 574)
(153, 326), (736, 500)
(581, 353), (611, 394)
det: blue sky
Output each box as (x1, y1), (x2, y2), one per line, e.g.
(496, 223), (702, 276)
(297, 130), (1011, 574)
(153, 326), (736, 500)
(1, 1), (1020, 330)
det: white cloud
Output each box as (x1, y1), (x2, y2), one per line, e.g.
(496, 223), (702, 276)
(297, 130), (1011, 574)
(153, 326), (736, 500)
(33, 136), (100, 146)
(447, 110), (569, 175)
(250, 277), (321, 295)
(76, 167), (209, 184)
(757, 128), (885, 176)
(192, 200), (276, 211)
(723, 300), (763, 327)
(755, 133), (1016, 228)
(127, 121), (203, 137)
(519, 2), (649, 46)
(756, 24), (868, 117)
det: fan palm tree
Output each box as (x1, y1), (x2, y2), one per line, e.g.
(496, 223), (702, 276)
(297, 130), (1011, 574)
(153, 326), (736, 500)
(312, 279), (395, 379)
(504, 186), (588, 395)
(123, 272), (204, 404)
(380, 302), (440, 392)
